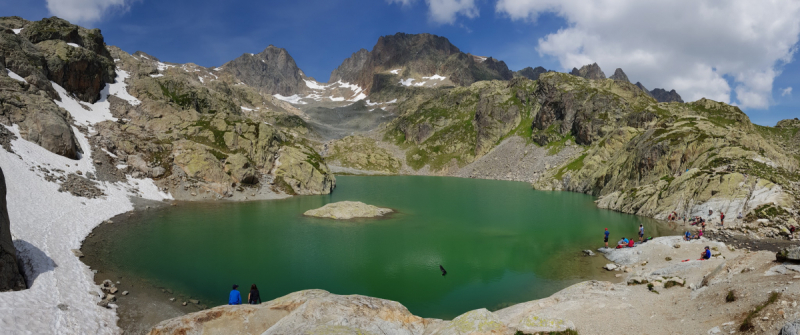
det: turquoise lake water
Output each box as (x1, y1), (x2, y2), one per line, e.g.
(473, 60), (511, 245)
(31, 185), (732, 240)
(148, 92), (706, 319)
(88, 176), (674, 319)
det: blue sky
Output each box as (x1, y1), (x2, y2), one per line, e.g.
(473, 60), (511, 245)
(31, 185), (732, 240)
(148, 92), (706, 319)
(3, 0), (799, 126)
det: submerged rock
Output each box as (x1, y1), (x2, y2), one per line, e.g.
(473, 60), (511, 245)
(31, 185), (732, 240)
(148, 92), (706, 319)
(303, 201), (393, 220)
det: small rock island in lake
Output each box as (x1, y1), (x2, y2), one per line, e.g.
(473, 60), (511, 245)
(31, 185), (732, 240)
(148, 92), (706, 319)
(303, 201), (393, 220)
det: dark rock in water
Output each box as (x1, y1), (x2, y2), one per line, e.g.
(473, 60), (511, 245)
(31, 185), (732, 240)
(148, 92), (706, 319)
(221, 45), (306, 96)
(570, 63), (606, 80)
(514, 66), (550, 81)
(0, 167), (27, 292)
(609, 68), (629, 83)
(439, 265), (447, 276)
(649, 88), (684, 103)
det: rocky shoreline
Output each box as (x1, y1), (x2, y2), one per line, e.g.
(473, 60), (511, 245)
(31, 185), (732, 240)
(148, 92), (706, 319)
(141, 233), (800, 334)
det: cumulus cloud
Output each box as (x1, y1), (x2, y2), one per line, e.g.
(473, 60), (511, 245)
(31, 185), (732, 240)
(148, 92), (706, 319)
(46, 0), (135, 24)
(388, 0), (478, 24)
(782, 87), (793, 97)
(426, 0), (479, 24)
(495, 0), (800, 109)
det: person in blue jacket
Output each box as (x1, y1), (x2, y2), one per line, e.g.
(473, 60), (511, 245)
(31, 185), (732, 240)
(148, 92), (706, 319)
(229, 284), (242, 305)
(701, 246), (711, 260)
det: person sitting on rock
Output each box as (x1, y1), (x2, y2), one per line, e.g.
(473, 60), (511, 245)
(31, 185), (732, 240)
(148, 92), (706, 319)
(627, 238), (635, 248)
(248, 284), (261, 305)
(617, 238), (627, 248)
(701, 246), (711, 260)
(684, 231), (692, 241)
(228, 284), (242, 305)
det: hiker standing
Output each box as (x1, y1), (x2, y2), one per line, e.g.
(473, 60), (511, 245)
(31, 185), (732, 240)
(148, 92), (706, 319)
(638, 225), (644, 242)
(604, 228), (610, 248)
(720, 212), (725, 226)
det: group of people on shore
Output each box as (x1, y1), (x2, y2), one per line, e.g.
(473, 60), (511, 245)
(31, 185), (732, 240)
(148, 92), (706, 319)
(604, 225), (649, 249)
(228, 284), (262, 305)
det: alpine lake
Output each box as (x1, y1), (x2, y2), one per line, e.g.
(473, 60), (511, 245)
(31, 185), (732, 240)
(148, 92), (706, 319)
(83, 176), (678, 320)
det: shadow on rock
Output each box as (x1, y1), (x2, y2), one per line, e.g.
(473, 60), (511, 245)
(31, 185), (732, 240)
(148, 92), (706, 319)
(13, 239), (57, 287)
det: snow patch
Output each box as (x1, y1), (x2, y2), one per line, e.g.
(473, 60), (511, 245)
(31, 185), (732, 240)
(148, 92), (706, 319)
(423, 74), (447, 80)
(66, 43), (81, 48)
(157, 62), (175, 71)
(273, 94), (308, 105)
(240, 106), (255, 111)
(304, 79), (330, 90)
(399, 78), (416, 86)
(52, 70), (140, 128)
(6, 69), (27, 83)
(150, 73), (164, 78)
(198, 76), (204, 84)
(390, 69), (401, 74)
(349, 92), (367, 101)
(0, 123), (171, 334)
(12, 28), (23, 34)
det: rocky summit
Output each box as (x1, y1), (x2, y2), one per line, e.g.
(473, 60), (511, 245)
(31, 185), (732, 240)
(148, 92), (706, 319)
(303, 201), (393, 219)
(329, 32), (513, 94)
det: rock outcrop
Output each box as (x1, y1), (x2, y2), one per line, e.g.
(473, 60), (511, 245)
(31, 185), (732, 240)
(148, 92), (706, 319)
(514, 66), (549, 81)
(221, 45), (306, 96)
(0, 167), (26, 292)
(777, 246), (800, 262)
(570, 63), (606, 80)
(304, 201), (393, 219)
(609, 68), (629, 83)
(329, 32), (513, 93)
(148, 289), (571, 335)
(21, 17), (115, 102)
(649, 88), (683, 103)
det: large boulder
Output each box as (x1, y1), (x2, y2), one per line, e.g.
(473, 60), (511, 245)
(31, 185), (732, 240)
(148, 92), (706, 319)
(777, 246), (800, 262)
(780, 319), (800, 335)
(303, 201), (393, 220)
(0, 167), (26, 291)
(274, 146), (335, 195)
(148, 290), (436, 335)
(0, 71), (81, 159)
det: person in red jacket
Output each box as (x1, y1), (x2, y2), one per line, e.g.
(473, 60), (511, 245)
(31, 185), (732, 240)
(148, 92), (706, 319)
(720, 212), (725, 226)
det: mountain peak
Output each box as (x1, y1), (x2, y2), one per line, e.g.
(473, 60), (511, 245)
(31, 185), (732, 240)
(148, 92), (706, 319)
(222, 45), (306, 96)
(609, 68), (629, 83)
(329, 32), (511, 92)
(514, 66), (550, 81)
(570, 63), (606, 80)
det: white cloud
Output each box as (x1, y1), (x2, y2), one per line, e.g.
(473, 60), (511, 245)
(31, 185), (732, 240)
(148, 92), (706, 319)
(426, 0), (479, 24)
(388, 0), (478, 24)
(782, 87), (793, 97)
(495, 0), (800, 109)
(46, 0), (135, 24)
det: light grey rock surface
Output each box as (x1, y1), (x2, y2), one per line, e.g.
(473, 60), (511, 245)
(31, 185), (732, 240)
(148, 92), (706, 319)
(304, 201), (393, 220)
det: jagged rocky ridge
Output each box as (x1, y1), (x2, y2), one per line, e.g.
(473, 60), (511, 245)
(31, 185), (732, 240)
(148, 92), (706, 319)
(329, 32), (513, 94)
(1, 16), (335, 199)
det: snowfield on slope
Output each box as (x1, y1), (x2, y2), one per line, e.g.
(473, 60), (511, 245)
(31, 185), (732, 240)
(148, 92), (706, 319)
(0, 76), (170, 334)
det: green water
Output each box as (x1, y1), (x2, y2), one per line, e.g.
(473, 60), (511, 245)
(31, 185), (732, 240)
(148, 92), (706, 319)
(94, 176), (673, 319)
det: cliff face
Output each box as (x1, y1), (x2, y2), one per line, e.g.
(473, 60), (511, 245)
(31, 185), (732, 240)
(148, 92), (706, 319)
(329, 32), (512, 93)
(221, 45), (306, 96)
(0, 167), (26, 292)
